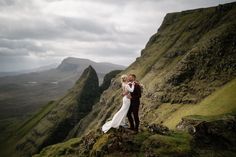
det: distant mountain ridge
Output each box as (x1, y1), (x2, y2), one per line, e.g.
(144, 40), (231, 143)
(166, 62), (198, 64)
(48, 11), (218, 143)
(0, 63), (58, 77)
(57, 57), (125, 73)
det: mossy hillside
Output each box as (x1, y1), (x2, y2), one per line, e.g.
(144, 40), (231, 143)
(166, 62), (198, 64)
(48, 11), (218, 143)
(33, 129), (192, 157)
(140, 133), (191, 157)
(33, 138), (82, 157)
(0, 100), (58, 157)
(14, 66), (99, 157)
(142, 78), (236, 130)
(34, 114), (235, 157)
(75, 2), (236, 138)
(162, 78), (236, 129)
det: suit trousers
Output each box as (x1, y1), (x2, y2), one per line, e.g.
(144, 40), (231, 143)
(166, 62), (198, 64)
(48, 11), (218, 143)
(127, 101), (140, 131)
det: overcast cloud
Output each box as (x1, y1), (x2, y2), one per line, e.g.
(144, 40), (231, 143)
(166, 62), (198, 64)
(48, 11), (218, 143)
(0, 0), (235, 71)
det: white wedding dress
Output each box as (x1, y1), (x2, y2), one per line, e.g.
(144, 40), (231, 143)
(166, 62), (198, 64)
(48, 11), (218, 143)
(102, 82), (134, 133)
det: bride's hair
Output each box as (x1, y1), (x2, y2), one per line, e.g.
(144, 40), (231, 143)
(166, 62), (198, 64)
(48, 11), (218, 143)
(120, 74), (128, 83)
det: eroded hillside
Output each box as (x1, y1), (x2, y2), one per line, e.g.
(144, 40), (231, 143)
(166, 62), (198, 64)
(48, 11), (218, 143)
(71, 2), (236, 138)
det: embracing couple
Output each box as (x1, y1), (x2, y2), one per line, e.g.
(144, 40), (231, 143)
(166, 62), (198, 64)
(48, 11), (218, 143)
(102, 74), (142, 133)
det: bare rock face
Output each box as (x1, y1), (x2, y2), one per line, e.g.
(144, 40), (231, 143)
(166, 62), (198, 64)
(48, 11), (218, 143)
(15, 66), (100, 157)
(99, 70), (122, 93)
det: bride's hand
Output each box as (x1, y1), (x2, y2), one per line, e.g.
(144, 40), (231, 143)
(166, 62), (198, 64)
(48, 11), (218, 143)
(122, 91), (129, 96)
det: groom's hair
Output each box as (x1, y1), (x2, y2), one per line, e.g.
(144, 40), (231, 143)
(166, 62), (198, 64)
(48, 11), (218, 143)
(129, 74), (136, 79)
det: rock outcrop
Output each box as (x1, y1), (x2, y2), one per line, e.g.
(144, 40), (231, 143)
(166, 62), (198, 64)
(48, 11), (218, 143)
(65, 70), (122, 139)
(177, 114), (236, 156)
(99, 70), (122, 93)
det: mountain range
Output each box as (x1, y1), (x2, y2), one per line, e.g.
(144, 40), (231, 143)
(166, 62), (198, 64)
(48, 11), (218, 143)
(0, 63), (59, 78)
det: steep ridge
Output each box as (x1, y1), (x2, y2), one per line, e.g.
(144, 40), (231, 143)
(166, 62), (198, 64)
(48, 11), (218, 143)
(65, 70), (122, 139)
(13, 66), (99, 157)
(70, 2), (236, 137)
(13, 2), (236, 157)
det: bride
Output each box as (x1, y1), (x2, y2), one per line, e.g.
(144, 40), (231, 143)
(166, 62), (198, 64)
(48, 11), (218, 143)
(102, 74), (135, 133)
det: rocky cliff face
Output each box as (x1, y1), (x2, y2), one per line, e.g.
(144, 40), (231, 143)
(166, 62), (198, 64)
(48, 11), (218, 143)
(15, 66), (99, 157)
(98, 70), (123, 93)
(12, 2), (236, 157)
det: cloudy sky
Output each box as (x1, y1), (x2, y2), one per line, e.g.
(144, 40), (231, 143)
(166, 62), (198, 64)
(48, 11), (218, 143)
(0, 0), (235, 72)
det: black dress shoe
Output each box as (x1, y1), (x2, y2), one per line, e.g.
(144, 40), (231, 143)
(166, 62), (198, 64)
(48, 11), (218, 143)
(134, 128), (139, 132)
(128, 127), (134, 131)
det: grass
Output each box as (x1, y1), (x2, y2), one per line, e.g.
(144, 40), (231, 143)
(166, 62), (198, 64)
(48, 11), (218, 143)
(16, 100), (57, 137)
(0, 100), (58, 157)
(183, 113), (236, 122)
(0, 117), (22, 150)
(92, 133), (109, 153)
(33, 137), (82, 157)
(162, 78), (236, 129)
(140, 131), (192, 157)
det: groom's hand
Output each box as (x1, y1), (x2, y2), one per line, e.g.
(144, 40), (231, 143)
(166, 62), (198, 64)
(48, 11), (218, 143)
(127, 94), (132, 99)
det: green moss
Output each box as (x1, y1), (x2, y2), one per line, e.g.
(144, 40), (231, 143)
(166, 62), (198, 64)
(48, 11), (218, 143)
(183, 113), (236, 122)
(133, 131), (152, 144)
(141, 132), (191, 156)
(17, 100), (56, 137)
(92, 133), (109, 153)
(33, 137), (82, 157)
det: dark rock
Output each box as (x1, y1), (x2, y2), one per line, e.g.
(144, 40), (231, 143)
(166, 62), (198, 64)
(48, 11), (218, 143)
(99, 70), (122, 93)
(147, 124), (170, 135)
(191, 115), (236, 151)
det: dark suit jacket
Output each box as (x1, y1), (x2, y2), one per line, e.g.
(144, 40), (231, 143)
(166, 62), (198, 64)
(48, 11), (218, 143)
(129, 82), (141, 105)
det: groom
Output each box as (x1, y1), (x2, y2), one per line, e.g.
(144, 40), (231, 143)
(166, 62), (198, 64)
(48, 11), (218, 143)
(127, 74), (142, 132)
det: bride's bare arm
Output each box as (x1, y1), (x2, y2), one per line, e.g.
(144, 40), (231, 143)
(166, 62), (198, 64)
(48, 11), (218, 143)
(121, 83), (128, 96)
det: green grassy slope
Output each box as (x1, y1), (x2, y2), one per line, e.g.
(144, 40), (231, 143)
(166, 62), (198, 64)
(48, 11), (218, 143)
(152, 78), (236, 129)
(0, 101), (57, 157)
